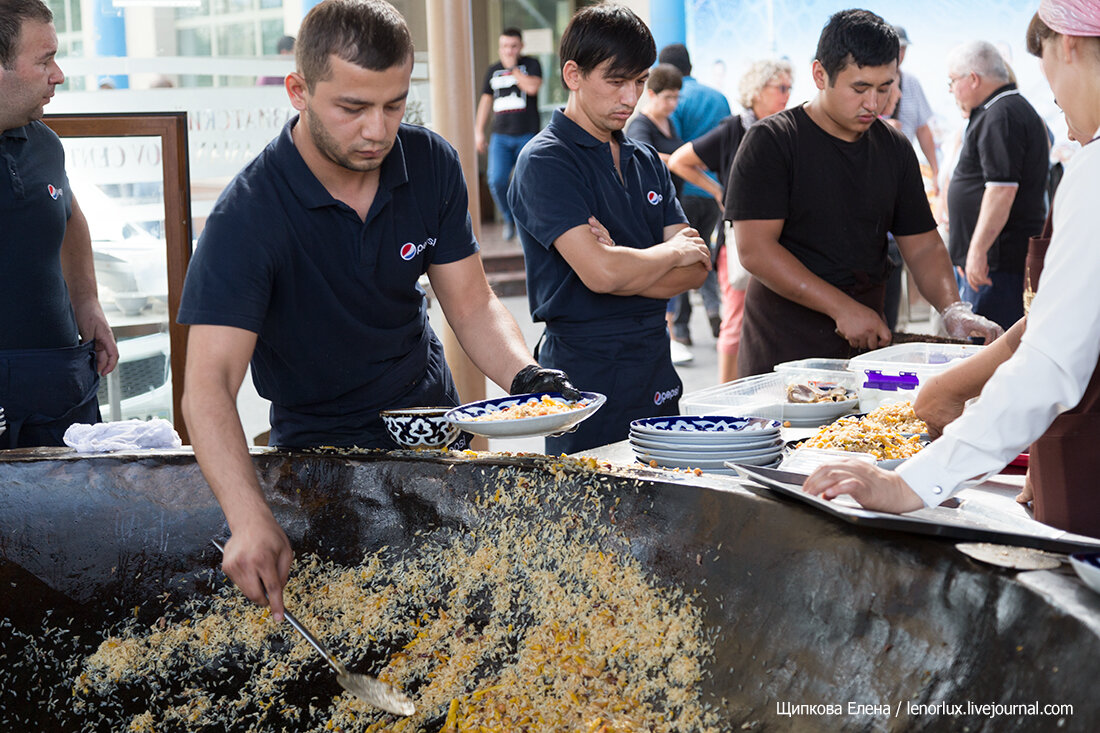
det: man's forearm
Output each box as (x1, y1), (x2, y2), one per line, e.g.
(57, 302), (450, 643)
(678, 166), (722, 201)
(475, 95), (492, 135)
(968, 185), (1017, 264)
(897, 231), (963, 313)
(631, 262), (709, 299)
(916, 125), (939, 180)
(667, 146), (722, 202)
(447, 293), (534, 392)
(184, 383), (272, 531)
(511, 68), (541, 95)
(737, 236), (853, 320)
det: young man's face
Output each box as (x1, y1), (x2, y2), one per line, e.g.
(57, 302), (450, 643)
(565, 58), (648, 139)
(0, 19), (65, 128)
(290, 54), (411, 173)
(815, 57), (897, 139)
(498, 34), (522, 67)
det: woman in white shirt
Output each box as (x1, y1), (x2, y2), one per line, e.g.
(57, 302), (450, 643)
(804, 0), (1100, 538)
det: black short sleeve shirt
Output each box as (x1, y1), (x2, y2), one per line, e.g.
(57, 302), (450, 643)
(0, 122), (78, 349)
(481, 56), (543, 136)
(946, 85), (1049, 273)
(509, 109), (686, 331)
(692, 113), (747, 247)
(178, 118), (479, 414)
(625, 114), (685, 195)
(728, 106), (935, 287)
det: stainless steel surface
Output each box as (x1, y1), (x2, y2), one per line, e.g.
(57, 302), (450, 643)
(210, 539), (415, 717)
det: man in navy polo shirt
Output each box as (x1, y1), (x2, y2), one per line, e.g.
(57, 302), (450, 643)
(178, 0), (576, 621)
(1, 0), (118, 448)
(509, 4), (711, 455)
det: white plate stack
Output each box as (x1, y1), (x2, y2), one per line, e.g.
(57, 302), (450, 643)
(629, 415), (784, 475)
(782, 397), (860, 427)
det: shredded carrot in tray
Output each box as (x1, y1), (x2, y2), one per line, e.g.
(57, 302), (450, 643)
(468, 395), (585, 421)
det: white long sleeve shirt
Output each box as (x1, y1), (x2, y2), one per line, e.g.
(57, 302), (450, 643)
(898, 135), (1100, 507)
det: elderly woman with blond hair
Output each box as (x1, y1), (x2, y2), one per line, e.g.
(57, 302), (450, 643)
(804, 0), (1100, 539)
(669, 58), (793, 383)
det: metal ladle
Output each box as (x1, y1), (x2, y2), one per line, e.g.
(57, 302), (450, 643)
(210, 539), (415, 716)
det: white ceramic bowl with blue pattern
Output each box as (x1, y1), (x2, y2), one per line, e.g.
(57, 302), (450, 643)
(379, 407), (460, 449)
(445, 392), (606, 438)
(1070, 552), (1100, 596)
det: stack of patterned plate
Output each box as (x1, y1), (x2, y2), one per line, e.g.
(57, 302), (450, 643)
(629, 415), (784, 475)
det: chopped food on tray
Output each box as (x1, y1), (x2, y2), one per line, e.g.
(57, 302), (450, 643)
(802, 402), (926, 461)
(860, 401), (928, 435)
(467, 394), (585, 421)
(785, 381), (855, 404)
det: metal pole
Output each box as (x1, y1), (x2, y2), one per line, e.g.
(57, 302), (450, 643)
(426, 0), (488, 448)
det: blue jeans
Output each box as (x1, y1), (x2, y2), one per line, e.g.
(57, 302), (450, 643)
(955, 268), (1025, 331)
(488, 132), (534, 225)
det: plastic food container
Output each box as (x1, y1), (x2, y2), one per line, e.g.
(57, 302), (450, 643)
(847, 342), (984, 412)
(679, 373), (786, 421)
(773, 358), (861, 393)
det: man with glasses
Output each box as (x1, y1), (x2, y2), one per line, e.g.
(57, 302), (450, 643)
(727, 9), (1001, 376)
(945, 40), (1048, 330)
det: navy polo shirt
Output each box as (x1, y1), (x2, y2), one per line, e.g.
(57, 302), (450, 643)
(0, 121), (78, 349)
(509, 109), (686, 334)
(178, 117), (478, 430)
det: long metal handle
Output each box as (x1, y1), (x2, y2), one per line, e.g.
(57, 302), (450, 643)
(280, 609), (347, 676)
(210, 538), (346, 676)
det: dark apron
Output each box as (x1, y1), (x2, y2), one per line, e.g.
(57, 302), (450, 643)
(738, 275), (887, 377)
(1029, 364), (1100, 538)
(1024, 207), (1100, 537)
(538, 319), (682, 455)
(270, 330), (468, 450)
(0, 340), (101, 448)
(1023, 207), (1052, 314)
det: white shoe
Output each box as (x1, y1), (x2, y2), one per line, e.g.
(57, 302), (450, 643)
(669, 339), (694, 365)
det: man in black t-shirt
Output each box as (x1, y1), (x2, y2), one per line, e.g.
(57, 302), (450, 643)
(946, 40), (1048, 330)
(727, 9), (1001, 376)
(475, 28), (543, 241)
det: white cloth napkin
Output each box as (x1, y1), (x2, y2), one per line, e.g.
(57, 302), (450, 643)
(63, 418), (182, 454)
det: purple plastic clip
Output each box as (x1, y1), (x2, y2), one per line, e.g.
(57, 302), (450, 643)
(863, 370), (919, 391)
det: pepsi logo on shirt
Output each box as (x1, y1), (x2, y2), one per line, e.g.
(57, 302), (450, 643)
(47, 184), (63, 200)
(646, 190), (662, 205)
(399, 237), (438, 261)
(653, 385), (680, 405)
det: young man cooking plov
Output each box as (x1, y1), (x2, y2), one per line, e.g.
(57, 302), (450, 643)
(177, 0), (578, 621)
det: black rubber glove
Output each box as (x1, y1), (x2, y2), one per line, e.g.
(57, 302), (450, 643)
(510, 364), (582, 401)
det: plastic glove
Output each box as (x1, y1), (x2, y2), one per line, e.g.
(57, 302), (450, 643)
(510, 364), (582, 401)
(941, 301), (1003, 344)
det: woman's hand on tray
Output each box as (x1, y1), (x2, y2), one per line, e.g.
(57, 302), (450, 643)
(803, 458), (925, 514)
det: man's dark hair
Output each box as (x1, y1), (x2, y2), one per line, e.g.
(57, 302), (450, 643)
(0, 0), (53, 69)
(501, 27), (523, 40)
(275, 35), (295, 54)
(815, 8), (898, 82)
(297, 0), (413, 91)
(647, 63), (682, 94)
(559, 4), (655, 88)
(657, 43), (691, 76)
